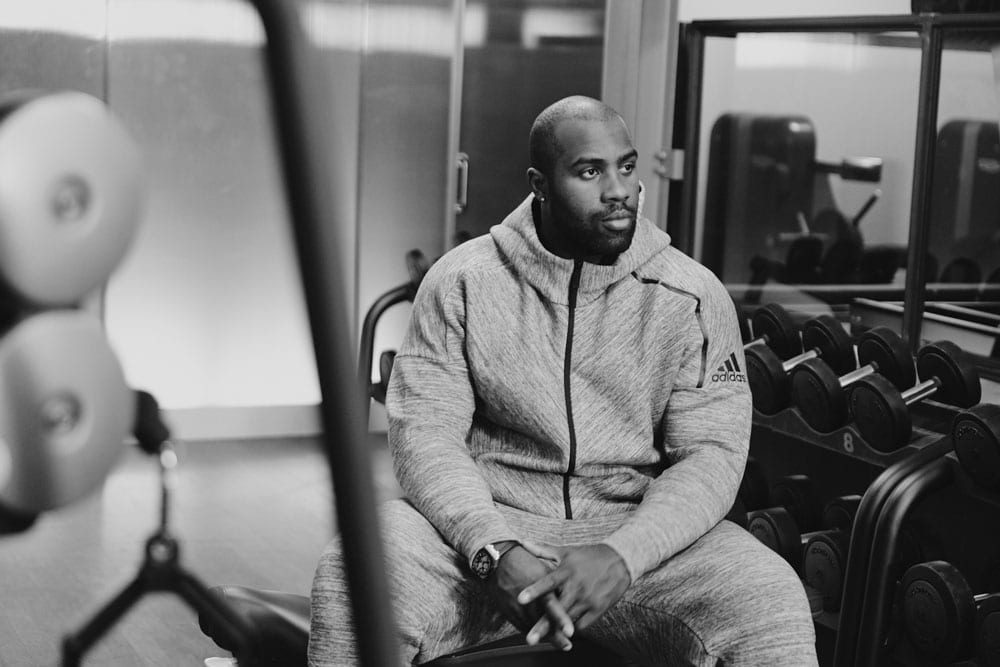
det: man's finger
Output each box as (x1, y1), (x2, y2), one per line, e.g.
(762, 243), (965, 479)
(525, 614), (550, 645)
(542, 592), (574, 637)
(525, 617), (574, 651)
(517, 572), (565, 605)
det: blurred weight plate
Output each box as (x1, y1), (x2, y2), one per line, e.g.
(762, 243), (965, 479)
(0, 310), (134, 512)
(0, 91), (143, 306)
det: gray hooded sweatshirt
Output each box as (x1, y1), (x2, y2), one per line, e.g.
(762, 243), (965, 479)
(386, 194), (751, 583)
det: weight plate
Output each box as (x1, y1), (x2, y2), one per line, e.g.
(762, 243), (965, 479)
(790, 358), (852, 433)
(0, 92), (143, 306)
(952, 404), (1000, 491)
(0, 310), (133, 512)
(901, 561), (976, 663)
(750, 303), (802, 360)
(801, 315), (855, 375)
(822, 495), (862, 532)
(746, 345), (791, 414)
(916, 341), (981, 408)
(856, 326), (915, 390)
(803, 530), (849, 611)
(848, 374), (912, 452)
(747, 507), (801, 568)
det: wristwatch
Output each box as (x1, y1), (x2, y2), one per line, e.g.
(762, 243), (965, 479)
(470, 541), (518, 579)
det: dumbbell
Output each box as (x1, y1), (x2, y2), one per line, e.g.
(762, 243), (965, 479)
(749, 487), (860, 578)
(800, 495), (861, 612)
(746, 315), (856, 414)
(0, 90), (142, 307)
(849, 340), (981, 452)
(790, 326), (915, 433)
(746, 474), (822, 569)
(741, 302), (802, 361)
(0, 310), (134, 523)
(896, 560), (1000, 666)
(951, 403), (1000, 492)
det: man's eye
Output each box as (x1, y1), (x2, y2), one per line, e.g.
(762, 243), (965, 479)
(580, 167), (599, 179)
(621, 162), (636, 174)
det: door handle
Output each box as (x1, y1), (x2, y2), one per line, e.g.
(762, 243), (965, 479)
(455, 151), (469, 214)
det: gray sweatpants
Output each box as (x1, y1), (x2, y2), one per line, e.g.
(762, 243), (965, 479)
(309, 499), (818, 666)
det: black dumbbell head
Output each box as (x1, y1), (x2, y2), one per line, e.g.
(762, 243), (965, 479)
(750, 303), (802, 360)
(747, 507), (802, 569)
(952, 403), (1000, 492)
(791, 327), (913, 433)
(849, 373), (911, 452)
(916, 341), (981, 408)
(802, 530), (850, 611)
(857, 327), (915, 390)
(746, 345), (789, 414)
(801, 315), (855, 376)
(822, 494), (862, 531)
(791, 359), (849, 432)
(900, 560), (976, 664)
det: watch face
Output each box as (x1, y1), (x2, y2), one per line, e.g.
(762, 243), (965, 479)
(471, 547), (494, 579)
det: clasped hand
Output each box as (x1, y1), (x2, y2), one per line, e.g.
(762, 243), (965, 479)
(487, 541), (630, 651)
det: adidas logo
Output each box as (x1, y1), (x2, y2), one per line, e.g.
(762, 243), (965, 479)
(712, 352), (747, 383)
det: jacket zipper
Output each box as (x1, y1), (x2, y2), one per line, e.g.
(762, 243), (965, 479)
(562, 261), (582, 520)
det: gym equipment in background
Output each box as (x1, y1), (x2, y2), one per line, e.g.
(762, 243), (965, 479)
(790, 326), (915, 433)
(702, 112), (883, 290)
(740, 301), (804, 360)
(745, 314), (855, 415)
(62, 392), (257, 666)
(848, 340), (981, 451)
(928, 119), (1000, 287)
(0, 91), (142, 534)
(893, 560), (1000, 666)
(951, 403), (1000, 492)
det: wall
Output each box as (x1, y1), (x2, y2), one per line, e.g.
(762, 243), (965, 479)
(100, 0), (366, 440)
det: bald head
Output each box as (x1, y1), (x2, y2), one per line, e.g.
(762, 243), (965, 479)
(529, 96), (628, 177)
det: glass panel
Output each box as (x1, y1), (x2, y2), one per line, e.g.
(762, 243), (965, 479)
(695, 31), (922, 325)
(922, 27), (1000, 382)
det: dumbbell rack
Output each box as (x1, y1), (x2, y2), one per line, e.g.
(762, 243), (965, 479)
(749, 397), (999, 666)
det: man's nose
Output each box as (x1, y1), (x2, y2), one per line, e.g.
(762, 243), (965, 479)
(602, 171), (630, 202)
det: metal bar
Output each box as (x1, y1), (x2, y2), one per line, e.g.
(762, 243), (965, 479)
(689, 13), (1000, 36)
(677, 26), (704, 256)
(832, 437), (953, 667)
(902, 23), (943, 352)
(855, 456), (953, 666)
(244, 2), (399, 666)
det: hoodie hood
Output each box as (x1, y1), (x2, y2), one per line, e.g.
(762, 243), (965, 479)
(490, 185), (672, 305)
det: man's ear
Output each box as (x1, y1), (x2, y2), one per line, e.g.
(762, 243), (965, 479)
(527, 168), (548, 201)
